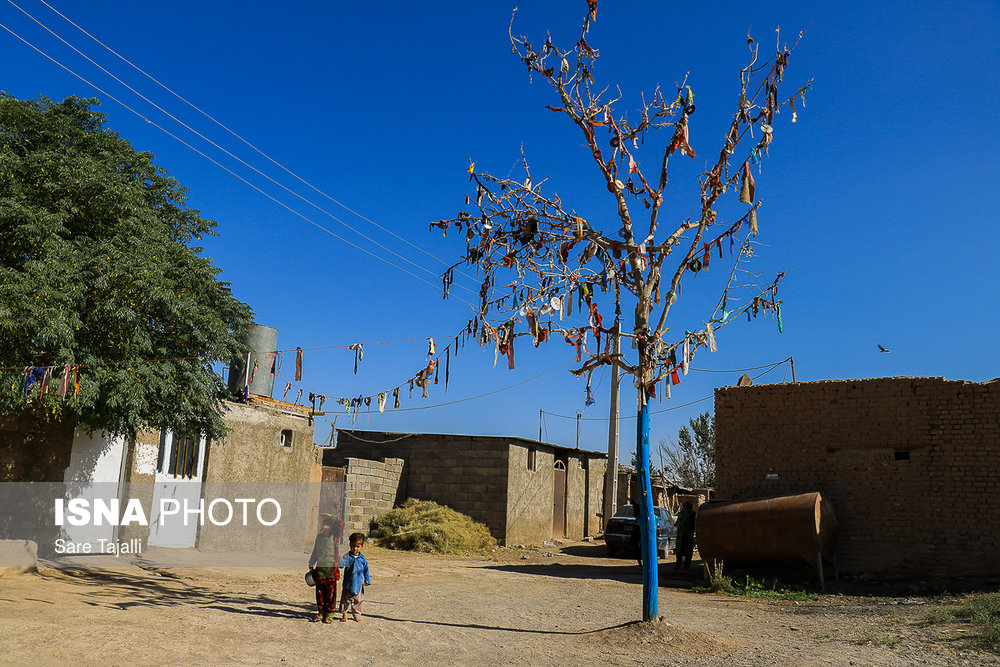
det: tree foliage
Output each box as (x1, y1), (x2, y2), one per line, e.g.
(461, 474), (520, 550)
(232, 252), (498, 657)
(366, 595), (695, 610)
(659, 411), (715, 488)
(0, 94), (252, 440)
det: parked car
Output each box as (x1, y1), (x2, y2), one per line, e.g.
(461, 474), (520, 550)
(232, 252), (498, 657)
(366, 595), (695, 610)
(604, 504), (676, 559)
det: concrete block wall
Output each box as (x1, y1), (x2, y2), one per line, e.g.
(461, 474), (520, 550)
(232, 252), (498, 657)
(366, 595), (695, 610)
(506, 445), (555, 545)
(328, 432), (510, 540)
(344, 457), (404, 536)
(715, 377), (1000, 576)
(586, 457), (607, 537)
(328, 431), (607, 545)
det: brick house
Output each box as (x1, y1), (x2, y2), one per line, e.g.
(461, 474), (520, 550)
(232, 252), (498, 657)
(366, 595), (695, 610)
(714, 376), (1000, 577)
(324, 430), (607, 546)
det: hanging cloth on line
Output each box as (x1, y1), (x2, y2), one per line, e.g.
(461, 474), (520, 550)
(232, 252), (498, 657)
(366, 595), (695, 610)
(347, 343), (364, 374)
(295, 347), (303, 381)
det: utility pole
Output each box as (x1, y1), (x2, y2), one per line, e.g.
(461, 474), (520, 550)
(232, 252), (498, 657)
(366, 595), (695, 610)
(602, 321), (621, 530)
(539, 409), (543, 442)
(575, 411), (582, 449)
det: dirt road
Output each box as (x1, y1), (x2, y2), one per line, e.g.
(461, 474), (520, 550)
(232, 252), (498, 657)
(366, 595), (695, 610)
(0, 542), (995, 665)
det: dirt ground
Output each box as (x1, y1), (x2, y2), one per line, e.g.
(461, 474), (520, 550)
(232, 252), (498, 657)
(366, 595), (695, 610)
(1, 541), (998, 666)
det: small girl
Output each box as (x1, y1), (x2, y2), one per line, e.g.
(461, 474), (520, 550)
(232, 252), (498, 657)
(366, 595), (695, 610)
(337, 532), (372, 622)
(308, 515), (343, 623)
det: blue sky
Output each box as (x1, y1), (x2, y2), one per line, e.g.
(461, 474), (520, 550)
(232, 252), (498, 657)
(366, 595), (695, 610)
(3, 1), (998, 461)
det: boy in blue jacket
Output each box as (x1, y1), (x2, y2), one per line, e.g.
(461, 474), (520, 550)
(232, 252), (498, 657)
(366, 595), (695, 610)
(338, 532), (372, 622)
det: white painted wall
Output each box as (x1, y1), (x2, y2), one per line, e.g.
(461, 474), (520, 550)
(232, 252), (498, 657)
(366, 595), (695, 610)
(60, 430), (126, 548)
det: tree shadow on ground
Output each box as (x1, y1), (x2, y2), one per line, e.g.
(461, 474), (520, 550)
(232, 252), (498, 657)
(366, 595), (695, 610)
(482, 560), (702, 589)
(38, 567), (314, 618)
(362, 612), (637, 636)
(33, 566), (646, 635)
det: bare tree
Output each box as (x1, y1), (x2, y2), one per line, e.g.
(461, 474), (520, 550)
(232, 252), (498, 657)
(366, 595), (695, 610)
(433, 4), (809, 620)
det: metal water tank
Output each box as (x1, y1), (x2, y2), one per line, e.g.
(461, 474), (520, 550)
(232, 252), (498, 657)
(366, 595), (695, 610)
(696, 491), (837, 575)
(227, 324), (279, 398)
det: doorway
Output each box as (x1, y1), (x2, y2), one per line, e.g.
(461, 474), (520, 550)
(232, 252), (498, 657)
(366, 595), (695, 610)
(147, 430), (206, 548)
(553, 460), (567, 539)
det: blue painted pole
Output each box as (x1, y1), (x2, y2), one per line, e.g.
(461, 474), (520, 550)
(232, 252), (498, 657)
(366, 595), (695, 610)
(636, 391), (658, 620)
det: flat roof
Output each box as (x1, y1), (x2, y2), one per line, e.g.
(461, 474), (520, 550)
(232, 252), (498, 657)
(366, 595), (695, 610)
(337, 429), (606, 458)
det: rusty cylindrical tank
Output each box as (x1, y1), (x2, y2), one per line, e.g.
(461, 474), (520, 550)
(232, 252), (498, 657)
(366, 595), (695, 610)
(695, 492), (836, 570)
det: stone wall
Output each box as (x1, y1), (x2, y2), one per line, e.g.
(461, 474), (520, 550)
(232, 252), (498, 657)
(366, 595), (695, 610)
(344, 457), (403, 536)
(714, 377), (1000, 576)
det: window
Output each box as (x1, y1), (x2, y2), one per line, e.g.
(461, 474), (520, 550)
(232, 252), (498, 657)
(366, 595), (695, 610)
(527, 447), (536, 471)
(156, 431), (200, 479)
(280, 429), (293, 448)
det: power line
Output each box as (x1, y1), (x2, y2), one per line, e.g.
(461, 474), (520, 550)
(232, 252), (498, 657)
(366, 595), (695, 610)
(26, 0), (480, 286)
(6, 0), (478, 295)
(0, 20), (478, 308)
(540, 357), (793, 421)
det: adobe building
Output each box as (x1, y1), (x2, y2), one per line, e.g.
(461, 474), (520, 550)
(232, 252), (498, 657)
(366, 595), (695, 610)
(325, 430), (607, 546)
(118, 396), (318, 553)
(714, 376), (1000, 577)
(0, 396), (318, 558)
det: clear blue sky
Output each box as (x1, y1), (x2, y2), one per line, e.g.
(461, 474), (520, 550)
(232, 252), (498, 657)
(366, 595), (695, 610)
(3, 1), (998, 462)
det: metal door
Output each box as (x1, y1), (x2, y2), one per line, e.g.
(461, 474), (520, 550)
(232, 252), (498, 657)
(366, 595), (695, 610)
(318, 466), (347, 532)
(553, 461), (566, 538)
(147, 430), (206, 548)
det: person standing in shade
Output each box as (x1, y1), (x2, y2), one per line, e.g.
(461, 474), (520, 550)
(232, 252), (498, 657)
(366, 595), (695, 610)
(308, 515), (343, 623)
(674, 501), (697, 570)
(629, 498), (643, 566)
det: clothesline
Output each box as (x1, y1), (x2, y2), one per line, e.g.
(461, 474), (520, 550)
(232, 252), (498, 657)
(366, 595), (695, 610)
(321, 360), (572, 415)
(0, 332), (476, 372)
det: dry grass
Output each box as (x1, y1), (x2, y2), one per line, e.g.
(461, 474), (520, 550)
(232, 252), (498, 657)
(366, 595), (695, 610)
(370, 498), (498, 555)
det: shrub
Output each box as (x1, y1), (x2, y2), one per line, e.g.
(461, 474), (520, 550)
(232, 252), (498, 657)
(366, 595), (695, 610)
(370, 499), (498, 555)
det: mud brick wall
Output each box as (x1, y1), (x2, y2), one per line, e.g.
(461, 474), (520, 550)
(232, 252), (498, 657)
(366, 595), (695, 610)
(0, 411), (75, 483)
(714, 377), (1000, 576)
(342, 457), (403, 536)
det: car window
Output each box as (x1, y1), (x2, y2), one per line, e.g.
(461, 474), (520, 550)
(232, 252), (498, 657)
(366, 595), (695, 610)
(613, 505), (634, 519)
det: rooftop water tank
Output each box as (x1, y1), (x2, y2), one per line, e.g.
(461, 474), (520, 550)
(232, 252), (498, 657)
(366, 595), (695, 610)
(227, 324), (279, 398)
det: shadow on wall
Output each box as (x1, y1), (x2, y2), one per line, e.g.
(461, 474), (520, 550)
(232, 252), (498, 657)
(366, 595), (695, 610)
(0, 412), (76, 482)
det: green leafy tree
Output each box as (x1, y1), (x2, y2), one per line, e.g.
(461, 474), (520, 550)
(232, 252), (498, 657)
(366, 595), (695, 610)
(659, 411), (716, 487)
(0, 94), (253, 440)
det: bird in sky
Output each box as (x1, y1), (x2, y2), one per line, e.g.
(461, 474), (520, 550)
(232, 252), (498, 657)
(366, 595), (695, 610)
(878, 344), (891, 353)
